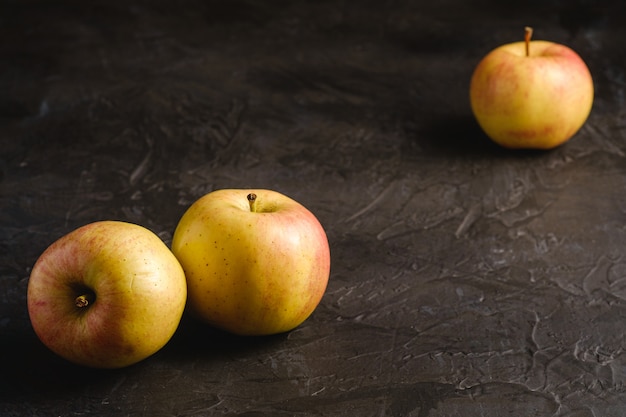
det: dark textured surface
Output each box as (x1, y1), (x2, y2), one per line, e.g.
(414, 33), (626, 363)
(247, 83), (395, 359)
(2, 1), (626, 415)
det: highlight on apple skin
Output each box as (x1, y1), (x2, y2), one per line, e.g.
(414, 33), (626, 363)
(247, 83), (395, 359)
(27, 220), (188, 369)
(171, 188), (331, 336)
(469, 27), (594, 150)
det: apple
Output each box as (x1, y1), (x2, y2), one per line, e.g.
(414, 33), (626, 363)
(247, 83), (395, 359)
(469, 27), (594, 149)
(171, 189), (331, 336)
(27, 221), (187, 368)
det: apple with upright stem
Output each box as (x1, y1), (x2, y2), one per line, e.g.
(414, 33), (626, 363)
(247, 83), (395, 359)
(27, 221), (187, 368)
(171, 189), (331, 336)
(470, 27), (594, 149)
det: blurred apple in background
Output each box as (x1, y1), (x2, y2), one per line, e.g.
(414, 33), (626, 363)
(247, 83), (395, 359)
(172, 189), (331, 336)
(470, 27), (594, 150)
(27, 221), (187, 368)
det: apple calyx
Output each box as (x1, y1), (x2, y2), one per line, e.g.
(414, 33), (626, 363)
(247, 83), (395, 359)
(524, 26), (533, 57)
(247, 193), (258, 213)
(74, 292), (95, 308)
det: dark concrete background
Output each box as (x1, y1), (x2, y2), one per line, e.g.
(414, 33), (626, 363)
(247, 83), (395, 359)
(2, 1), (626, 415)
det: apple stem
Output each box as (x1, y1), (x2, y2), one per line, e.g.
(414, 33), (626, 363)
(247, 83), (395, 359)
(247, 193), (258, 212)
(75, 294), (94, 308)
(524, 26), (533, 57)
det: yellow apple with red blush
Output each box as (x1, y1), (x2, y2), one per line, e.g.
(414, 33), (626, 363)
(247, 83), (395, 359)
(470, 27), (594, 149)
(172, 189), (331, 336)
(27, 221), (187, 368)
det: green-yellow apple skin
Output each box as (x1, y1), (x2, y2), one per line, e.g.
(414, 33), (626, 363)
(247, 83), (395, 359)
(171, 189), (331, 336)
(470, 39), (594, 149)
(27, 221), (187, 368)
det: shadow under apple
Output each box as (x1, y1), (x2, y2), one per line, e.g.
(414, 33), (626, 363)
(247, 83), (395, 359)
(409, 113), (556, 160)
(0, 330), (126, 403)
(158, 314), (289, 361)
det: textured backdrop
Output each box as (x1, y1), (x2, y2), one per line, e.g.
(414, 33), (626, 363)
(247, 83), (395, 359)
(1, 1), (626, 416)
